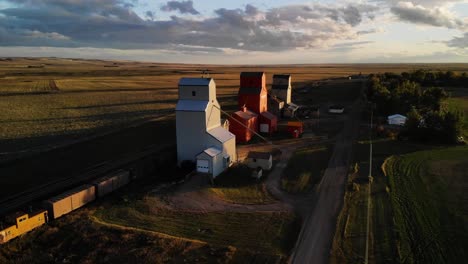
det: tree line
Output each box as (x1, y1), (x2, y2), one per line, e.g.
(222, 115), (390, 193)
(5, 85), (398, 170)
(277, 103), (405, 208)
(366, 70), (465, 144)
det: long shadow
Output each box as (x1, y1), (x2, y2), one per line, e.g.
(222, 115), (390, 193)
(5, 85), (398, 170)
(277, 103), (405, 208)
(60, 99), (178, 110)
(0, 118), (177, 200)
(0, 108), (175, 124)
(0, 87), (178, 97)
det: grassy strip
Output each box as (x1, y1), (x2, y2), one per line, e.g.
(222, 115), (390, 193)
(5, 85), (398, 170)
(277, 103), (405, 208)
(384, 146), (468, 264)
(208, 165), (275, 205)
(94, 196), (300, 259)
(281, 145), (332, 194)
(330, 164), (369, 264)
(0, 210), (235, 263)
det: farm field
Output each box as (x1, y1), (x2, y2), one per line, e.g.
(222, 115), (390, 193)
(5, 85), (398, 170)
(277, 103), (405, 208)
(2, 58), (468, 156)
(384, 146), (468, 264)
(329, 137), (426, 264)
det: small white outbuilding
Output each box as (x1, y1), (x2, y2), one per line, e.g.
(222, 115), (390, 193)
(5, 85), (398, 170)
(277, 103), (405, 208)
(388, 114), (407, 126)
(245, 152), (273, 171)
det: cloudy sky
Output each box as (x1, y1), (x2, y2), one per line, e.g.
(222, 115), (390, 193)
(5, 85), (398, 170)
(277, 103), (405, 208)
(0, 0), (467, 63)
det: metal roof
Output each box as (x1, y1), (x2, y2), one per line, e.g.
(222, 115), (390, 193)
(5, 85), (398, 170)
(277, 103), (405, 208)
(241, 72), (264, 77)
(203, 147), (222, 157)
(176, 100), (209, 112)
(388, 114), (407, 119)
(273, 74), (291, 79)
(45, 184), (94, 203)
(247, 151), (272, 160)
(179, 78), (212, 86)
(233, 109), (258, 120)
(208, 126), (235, 143)
(260, 111), (277, 120)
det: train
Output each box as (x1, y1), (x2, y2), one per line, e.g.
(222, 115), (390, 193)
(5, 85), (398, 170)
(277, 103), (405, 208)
(0, 169), (131, 244)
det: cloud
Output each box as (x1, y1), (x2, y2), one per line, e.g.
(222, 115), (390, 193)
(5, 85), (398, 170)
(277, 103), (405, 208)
(0, 1), (380, 52)
(26, 30), (71, 40)
(161, 0), (199, 15)
(374, 0), (467, 8)
(390, 2), (465, 28)
(447, 32), (468, 48)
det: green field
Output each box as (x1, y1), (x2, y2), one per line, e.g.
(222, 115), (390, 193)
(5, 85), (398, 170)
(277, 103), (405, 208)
(207, 165), (275, 205)
(384, 146), (468, 264)
(281, 145), (332, 194)
(94, 196), (299, 262)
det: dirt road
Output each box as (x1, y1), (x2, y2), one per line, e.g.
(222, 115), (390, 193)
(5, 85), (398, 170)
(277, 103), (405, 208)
(291, 102), (361, 264)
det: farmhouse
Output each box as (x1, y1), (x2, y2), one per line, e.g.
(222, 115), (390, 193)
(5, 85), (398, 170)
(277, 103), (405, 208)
(175, 78), (236, 178)
(388, 114), (407, 126)
(245, 151), (273, 171)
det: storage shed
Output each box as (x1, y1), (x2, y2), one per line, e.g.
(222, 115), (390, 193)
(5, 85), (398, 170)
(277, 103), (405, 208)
(238, 72), (268, 114)
(229, 107), (258, 143)
(287, 121), (304, 138)
(388, 114), (407, 126)
(196, 147), (225, 177)
(271, 74), (292, 104)
(259, 111), (278, 134)
(245, 151), (273, 170)
(176, 78), (237, 178)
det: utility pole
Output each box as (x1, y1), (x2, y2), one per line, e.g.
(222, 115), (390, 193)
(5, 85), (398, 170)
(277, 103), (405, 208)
(365, 103), (374, 264)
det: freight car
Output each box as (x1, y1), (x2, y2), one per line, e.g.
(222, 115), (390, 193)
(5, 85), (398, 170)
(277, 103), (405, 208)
(42, 184), (96, 219)
(92, 170), (130, 198)
(0, 169), (133, 244)
(0, 210), (48, 244)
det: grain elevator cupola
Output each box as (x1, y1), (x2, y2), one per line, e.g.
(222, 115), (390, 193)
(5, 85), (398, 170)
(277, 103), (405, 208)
(176, 78), (237, 178)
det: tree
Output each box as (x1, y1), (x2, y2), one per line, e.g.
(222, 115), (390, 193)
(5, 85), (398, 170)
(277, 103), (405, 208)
(442, 109), (464, 143)
(421, 87), (448, 111)
(393, 80), (422, 114)
(405, 107), (422, 134)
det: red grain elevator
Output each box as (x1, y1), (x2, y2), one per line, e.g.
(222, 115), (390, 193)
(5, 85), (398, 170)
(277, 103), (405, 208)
(239, 72), (267, 114)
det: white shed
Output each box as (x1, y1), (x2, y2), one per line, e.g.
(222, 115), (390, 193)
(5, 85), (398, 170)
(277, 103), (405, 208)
(245, 152), (273, 171)
(196, 147), (225, 177)
(176, 78), (237, 178)
(388, 114), (407, 126)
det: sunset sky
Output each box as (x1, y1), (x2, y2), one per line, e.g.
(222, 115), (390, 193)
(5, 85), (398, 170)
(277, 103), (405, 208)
(0, 0), (467, 63)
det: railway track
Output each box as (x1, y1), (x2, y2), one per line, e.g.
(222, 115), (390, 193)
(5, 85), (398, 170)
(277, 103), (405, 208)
(0, 143), (174, 216)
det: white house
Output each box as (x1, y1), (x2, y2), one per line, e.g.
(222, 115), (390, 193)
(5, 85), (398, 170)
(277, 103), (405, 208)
(176, 78), (237, 178)
(388, 114), (407, 126)
(245, 151), (273, 171)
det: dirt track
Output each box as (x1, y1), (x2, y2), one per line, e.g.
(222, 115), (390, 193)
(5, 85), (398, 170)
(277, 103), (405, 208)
(291, 97), (361, 264)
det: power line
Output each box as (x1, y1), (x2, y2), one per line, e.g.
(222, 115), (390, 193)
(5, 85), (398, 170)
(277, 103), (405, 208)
(212, 104), (272, 145)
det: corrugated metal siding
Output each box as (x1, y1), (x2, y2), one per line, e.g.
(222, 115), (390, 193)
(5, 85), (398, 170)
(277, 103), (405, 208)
(229, 111), (258, 143)
(44, 184), (96, 219)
